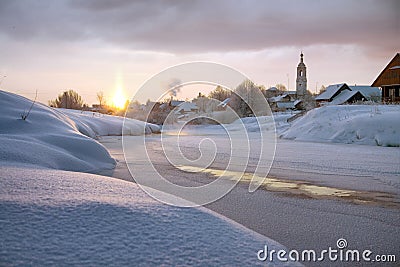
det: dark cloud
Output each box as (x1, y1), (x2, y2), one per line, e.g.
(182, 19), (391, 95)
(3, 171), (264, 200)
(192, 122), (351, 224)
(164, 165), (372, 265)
(0, 0), (398, 54)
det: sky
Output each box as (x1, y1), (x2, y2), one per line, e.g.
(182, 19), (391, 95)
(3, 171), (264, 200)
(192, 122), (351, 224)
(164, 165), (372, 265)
(0, 0), (398, 105)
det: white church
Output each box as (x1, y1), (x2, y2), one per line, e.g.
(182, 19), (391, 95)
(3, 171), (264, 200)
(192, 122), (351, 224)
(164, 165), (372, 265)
(268, 52), (308, 111)
(296, 52), (307, 97)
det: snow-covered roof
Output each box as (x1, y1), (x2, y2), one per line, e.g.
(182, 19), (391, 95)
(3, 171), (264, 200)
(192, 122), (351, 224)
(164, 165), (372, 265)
(276, 100), (301, 109)
(316, 83), (381, 103)
(348, 86), (380, 99)
(329, 90), (364, 105)
(217, 98), (231, 107)
(170, 100), (184, 107)
(315, 83), (347, 101)
(269, 94), (289, 102)
(159, 103), (168, 109)
(175, 102), (199, 113)
(294, 99), (302, 106)
(286, 91), (297, 95)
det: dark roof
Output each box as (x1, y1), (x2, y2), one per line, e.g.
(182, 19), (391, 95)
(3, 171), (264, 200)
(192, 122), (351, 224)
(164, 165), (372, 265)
(329, 90), (364, 105)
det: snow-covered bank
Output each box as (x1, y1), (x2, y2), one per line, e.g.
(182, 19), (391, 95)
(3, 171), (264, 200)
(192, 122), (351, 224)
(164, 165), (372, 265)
(226, 106), (399, 147)
(156, 105), (399, 148)
(60, 108), (160, 137)
(223, 105), (399, 147)
(280, 105), (400, 147)
(0, 166), (292, 266)
(0, 90), (161, 171)
(0, 91), (116, 172)
(234, 113), (293, 133)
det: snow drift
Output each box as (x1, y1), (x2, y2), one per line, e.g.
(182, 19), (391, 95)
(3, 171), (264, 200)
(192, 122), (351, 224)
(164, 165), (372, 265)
(0, 90), (161, 171)
(280, 105), (400, 147)
(227, 105), (399, 147)
(232, 113), (293, 133)
(0, 166), (293, 266)
(0, 90), (116, 171)
(60, 108), (160, 137)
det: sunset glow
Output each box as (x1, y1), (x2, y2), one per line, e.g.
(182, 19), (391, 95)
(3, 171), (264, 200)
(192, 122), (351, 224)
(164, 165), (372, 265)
(112, 88), (126, 109)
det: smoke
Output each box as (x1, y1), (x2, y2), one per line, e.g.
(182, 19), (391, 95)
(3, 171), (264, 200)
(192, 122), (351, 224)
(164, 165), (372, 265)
(168, 78), (182, 97)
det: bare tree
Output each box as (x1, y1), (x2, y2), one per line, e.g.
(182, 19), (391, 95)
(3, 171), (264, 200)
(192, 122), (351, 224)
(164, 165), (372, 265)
(318, 85), (327, 94)
(49, 90), (85, 110)
(275, 84), (287, 92)
(230, 79), (266, 117)
(208, 85), (231, 101)
(97, 91), (106, 108)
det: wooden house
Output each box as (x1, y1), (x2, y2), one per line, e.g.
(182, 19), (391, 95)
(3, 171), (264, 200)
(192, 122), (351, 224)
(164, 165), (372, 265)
(372, 53), (400, 103)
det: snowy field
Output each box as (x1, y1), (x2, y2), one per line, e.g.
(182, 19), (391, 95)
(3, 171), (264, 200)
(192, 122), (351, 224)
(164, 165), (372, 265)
(0, 166), (294, 266)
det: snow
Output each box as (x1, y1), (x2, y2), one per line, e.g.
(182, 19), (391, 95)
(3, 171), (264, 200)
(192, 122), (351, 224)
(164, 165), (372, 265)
(0, 90), (115, 172)
(230, 113), (293, 133)
(315, 84), (380, 103)
(348, 85), (380, 100)
(59, 108), (161, 136)
(156, 125), (399, 194)
(0, 166), (294, 266)
(329, 89), (359, 105)
(276, 101), (298, 109)
(315, 83), (346, 100)
(269, 94), (289, 102)
(280, 105), (400, 147)
(173, 101), (199, 113)
(0, 90), (160, 171)
(225, 105), (399, 147)
(217, 97), (231, 107)
(0, 90), (295, 266)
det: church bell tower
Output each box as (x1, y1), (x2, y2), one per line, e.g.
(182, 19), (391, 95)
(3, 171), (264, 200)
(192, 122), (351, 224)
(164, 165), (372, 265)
(296, 52), (307, 97)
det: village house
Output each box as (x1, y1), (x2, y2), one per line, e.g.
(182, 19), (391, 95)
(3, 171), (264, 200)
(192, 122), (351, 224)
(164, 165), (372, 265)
(268, 94), (302, 111)
(315, 83), (380, 106)
(372, 53), (400, 103)
(173, 101), (199, 115)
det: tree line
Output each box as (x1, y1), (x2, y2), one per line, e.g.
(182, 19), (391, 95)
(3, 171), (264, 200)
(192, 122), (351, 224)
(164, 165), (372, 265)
(48, 90), (125, 115)
(48, 79), (319, 120)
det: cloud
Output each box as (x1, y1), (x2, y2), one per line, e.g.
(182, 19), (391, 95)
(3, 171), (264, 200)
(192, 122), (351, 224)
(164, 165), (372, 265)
(0, 0), (398, 54)
(0, 0), (398, 106)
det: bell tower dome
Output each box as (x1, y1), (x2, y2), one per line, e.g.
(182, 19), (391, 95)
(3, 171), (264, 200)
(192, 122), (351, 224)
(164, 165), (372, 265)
(296, 52), (307, 97)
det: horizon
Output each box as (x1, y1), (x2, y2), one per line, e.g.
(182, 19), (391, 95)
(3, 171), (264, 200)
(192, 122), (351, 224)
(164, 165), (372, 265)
(0, 0), (398, 105)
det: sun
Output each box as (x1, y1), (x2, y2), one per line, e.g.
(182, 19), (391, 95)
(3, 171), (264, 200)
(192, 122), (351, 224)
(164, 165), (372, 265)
(112, 88), (126, 109)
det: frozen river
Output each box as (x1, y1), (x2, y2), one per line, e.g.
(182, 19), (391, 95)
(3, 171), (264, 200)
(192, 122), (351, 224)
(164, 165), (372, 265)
(99, 129), (399, 266)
